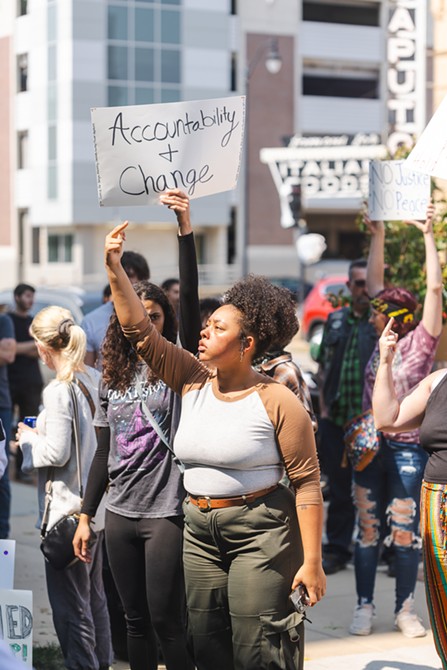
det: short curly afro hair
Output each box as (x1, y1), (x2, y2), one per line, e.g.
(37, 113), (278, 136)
(223, 275), (299, 358)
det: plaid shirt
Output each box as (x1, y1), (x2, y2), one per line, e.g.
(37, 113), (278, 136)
(257, 351), (318, 432)
(330, 313), (364, 427)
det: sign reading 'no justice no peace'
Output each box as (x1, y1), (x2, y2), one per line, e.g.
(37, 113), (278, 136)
(91, 96), (246, 207)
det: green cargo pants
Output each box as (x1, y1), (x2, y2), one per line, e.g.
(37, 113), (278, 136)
(183, 484), (305, 670)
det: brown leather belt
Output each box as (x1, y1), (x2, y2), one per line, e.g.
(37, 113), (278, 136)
(188, 485), (279, 511)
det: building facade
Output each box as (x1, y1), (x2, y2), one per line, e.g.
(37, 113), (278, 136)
(239, 0), (434, 276)
(0, 0), (443, 290)
(0, 0), (237, 290)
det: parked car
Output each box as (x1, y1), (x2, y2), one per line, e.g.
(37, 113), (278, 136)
(269, 277), (313, 303)
(300, 275), (349, 340)
(0, 286), (103, 323)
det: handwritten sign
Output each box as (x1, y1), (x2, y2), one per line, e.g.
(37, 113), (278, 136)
(368, 160), (430, 220)
(405, 94), (447, 179)
(0, 541), (15, 590)
(0, 590), (33, 666)
(91, 96), (245, 207)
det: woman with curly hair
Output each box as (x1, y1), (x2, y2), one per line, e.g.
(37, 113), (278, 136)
(349, 201), (443, 639)
(73, 190), (199, 670)
(253, 288), (317, 431)
(103, 221), (326, 670)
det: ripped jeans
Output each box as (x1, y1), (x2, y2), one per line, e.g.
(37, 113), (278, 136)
(353, 437), (427, 613)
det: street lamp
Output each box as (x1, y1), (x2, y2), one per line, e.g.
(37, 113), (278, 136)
(241, 37), (282, 278)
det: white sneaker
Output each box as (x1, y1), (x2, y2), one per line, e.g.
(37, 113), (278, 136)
(349, 603), (374, 636)
(395, 601), (426, 638)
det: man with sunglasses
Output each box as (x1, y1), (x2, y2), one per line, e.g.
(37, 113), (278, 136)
(317, 259), (377, 574)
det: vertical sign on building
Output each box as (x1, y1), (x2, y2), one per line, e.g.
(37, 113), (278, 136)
(386, 0), (427, 154)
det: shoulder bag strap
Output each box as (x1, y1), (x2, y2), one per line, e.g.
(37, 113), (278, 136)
(135, 380), (185, 474)
(74, 377), (96, 419)
(41, 382), (83, 537)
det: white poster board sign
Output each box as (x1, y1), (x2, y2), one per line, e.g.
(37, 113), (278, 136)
(0, 590), (33, 666)
(91, 96), (245, 207)
(0, 541), (15, 590)
(368, 160), (430, 220)
(405, 94), (447, 179)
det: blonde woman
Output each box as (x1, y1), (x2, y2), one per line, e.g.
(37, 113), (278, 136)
(16, 306), (112, 670)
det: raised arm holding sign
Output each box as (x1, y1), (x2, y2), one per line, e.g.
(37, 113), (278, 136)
(368, 160), (430, 221)
(92, 96), (245, 207)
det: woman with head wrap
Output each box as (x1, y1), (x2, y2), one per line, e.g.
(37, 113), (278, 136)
(349, 202), (443, 639)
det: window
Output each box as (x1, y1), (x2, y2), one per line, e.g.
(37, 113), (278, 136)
(161, 10), (180, 44)
(17, 131), (28, 169)
(32, 227), (40, 264)
(135, 87), (155, 104)
(194, 233), (206, 264)
(48, 85), (57, 121)
(17, 54), (28, 92)
(107, 0), (182, 104)
(231, 52), (237, 92)
(108, 5), (128, 40)
(227, 206), (236, 264)
(303, 74), (379, 98)
(302, 1), (380, 26)
(18, 0), (27, 16)
(48, 165), (57, 199)
(48, 44), (57, 81)
(48, 3), (57, 40)
(135, 8), (154, 42)
(135, 47), (155, 81)
(48, 234), (73, 263)
(108, 45), (128, 80)
(302, 64), (380, 99)
(161, 49), (180, 83)
(48, 126), (57, 161)
(108, 85), (129, 106)
(161, 88), (179, 102)
(18, 209), (28, 271)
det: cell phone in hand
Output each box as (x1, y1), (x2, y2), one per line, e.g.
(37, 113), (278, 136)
(289, 583), (312, 622)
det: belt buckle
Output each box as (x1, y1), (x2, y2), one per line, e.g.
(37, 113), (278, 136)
(197, 496), (212, 512)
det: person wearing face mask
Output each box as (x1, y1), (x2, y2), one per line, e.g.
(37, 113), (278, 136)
(316, 259), (377, 575)
(349, 201), (442, 639)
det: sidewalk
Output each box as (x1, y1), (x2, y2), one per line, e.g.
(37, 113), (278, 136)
(10, 481), (442, 670)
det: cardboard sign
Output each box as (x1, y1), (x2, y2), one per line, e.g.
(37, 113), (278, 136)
(368, 160), (430, 220)
(0, 590), (33, 666)
(91, 96), (245, 207)
(405, 94), (447, 179)
(0, 541), (15, 590)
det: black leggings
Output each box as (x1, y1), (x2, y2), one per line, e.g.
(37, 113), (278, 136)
(105, 510), (193, 670)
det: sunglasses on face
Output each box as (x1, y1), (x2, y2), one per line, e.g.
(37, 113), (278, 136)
(352, 279), (366, 288)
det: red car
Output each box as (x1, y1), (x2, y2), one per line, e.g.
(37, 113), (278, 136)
(300, 275), (349, 340)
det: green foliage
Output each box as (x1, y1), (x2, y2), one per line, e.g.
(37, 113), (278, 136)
(33, 643), (65, 670)
(357, 185), (447, 320)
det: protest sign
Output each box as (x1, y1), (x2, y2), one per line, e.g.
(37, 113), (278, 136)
(0, 541), (15, 590)
(0, 590), (33, 666)
(368, 160), (430, 220)
(405, 94), (447, 179)
(91, 96), (245, 207)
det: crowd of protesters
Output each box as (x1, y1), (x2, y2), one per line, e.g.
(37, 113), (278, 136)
(1, 193), (447, 670)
